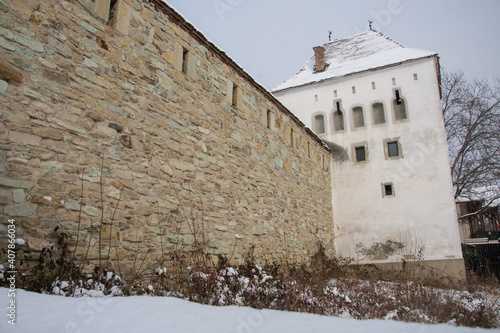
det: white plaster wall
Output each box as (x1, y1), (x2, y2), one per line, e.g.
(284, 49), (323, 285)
(274, 57), (463, 264)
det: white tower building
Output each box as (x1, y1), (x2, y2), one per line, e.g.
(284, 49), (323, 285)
(273, 31), (465, 278)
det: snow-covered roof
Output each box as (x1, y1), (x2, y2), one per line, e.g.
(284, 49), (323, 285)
(272, 30), (437, 92)
(456, 186), (500, 207)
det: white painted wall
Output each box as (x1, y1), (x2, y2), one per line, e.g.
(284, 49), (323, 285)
(274, 57), (463, 264)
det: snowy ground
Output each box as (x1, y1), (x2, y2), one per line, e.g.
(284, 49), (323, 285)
(1, 288), (496, 333)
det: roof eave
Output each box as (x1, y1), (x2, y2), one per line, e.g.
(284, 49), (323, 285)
(273, 54), (438, 94)
(150, 0), (330, 152)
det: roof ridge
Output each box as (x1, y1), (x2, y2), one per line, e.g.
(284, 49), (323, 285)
(371, 29), (406, 48)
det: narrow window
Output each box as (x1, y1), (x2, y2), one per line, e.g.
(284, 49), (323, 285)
(395, 90), (402, 105)
(333, 101), (344, 131)
(307, 141), (311, 158)
(313, 114), (325, 134)
(182, 47), (189, 74)
(266, 110), (272, 129)
(392, 77), (396, 85)
(352, 106), (364, 128)
(352, 86), (356, 94)
(372, 102), (386, 125)
(355, 146), (366, 162)
(383, 183), (394, 197)
(333, 90), (338, 98)
(290, 128), (295, 147)
(387, 141), (399, 157)
(231, 83), (241, 108)
(314, 95), (318, 102)
(413, 73), (418, 80)
(108, 0), (118, 22)
(393, 89), (407, 120)
(371, 82), (376, 90)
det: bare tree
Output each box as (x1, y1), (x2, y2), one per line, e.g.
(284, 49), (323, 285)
(441, 70), (500, 208)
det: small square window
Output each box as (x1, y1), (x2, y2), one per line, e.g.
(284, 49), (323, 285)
(387, 141), (399, 157)
(383, 183), (394, 197)
(355, 146), (366, 162)
(413, 73), (418, 80)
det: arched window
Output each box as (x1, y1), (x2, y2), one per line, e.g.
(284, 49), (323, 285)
(371, 102), (386, 125)
(313, 114), (326, 134)
(352, 106), (365, 128)
(266, 110), (272, 129)
(332, 101), (344, 132)
(393, 89), (407, 121)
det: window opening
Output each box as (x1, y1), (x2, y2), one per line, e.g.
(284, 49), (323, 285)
(232, 83), (241, 108)
(352, 106), (364, 128)
(393, 90), (407, 120)
(182, 47), (189, 74)
(266, 110), (272, 129)
(372, 102), (386, 125)
(355, 146), (366, 162)
(413, 73), (418, 80)
(387, 141), (399, 157)
(314, 114), (325, 134)
(383, 183), (394, 197)
(372, 82), (376, 90)
(395, 89), (402, 105)
(109, 0), (118, 22)
(333, 101), (344, 131)
(352, 86), (356, 94)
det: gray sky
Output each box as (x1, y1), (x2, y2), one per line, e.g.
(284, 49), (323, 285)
(166, 0), (500, 90)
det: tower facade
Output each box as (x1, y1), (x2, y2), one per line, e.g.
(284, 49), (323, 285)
(273, 31), (465, 278)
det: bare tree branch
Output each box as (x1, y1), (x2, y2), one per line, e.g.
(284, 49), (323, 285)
(441, 69), (500, 207)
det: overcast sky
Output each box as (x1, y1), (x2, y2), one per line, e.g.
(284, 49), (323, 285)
(166, 0), (500, 91)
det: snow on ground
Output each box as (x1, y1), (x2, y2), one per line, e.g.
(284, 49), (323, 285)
(0, 288), (495, 333)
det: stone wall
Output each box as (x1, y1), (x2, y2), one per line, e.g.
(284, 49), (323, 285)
(0, 0), (334, 271)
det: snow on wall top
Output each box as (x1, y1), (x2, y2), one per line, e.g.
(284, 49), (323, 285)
(272, 30), (437, 92)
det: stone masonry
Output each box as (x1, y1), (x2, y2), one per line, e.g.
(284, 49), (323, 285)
(0, 0), (334, 271)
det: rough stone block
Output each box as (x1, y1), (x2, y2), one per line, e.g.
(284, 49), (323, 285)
(75, 67), (98, 83)
(27, 238), (52, 252)
(13, 33), (44, 53)
(80, 21), (97, 35)
(0, 177), (35, 189)
(37, 178), (67, 192)
(100, 225), (119, 240)
(4, 203), (37, 216)
(0, 36), (15, 51)
(9, 130), (42, 146)
(0, 79), (7, 93)
(33, 127), (64, 141)
(0, 60), (23, 83)
(12, 188), (24, 203)
(83, 206), (101, 217)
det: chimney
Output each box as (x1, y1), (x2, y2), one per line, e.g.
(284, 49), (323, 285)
(313, 46), (326, 72)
